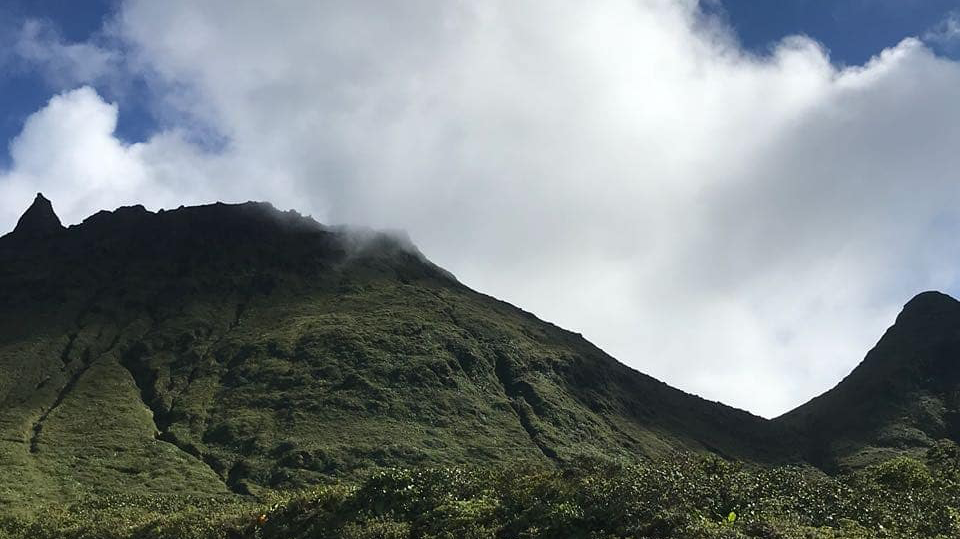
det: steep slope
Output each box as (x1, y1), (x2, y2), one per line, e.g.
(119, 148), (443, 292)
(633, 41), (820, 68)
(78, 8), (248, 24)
(4, 193), (64, 240)
(777, 291), (960, 470)
(0, 199), (796, 508)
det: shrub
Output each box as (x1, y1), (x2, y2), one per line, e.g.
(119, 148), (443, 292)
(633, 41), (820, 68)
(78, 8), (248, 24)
(5, 452), (960, 539)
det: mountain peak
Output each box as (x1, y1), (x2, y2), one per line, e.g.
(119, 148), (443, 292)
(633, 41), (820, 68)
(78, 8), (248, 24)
(8, 193), (64, 239)
(897, 290), (960, 321)
(779, 289), (960, 469)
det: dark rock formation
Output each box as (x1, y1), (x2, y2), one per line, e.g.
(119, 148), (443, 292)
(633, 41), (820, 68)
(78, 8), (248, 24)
(3, 193), (64, 240)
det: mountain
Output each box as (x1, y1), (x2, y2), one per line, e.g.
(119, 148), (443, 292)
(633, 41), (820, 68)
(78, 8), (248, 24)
(3, 196), (960, 514)
(3, 193), (64, 240)
(777, 291), (960, 471)
(0, 197), (797, 510)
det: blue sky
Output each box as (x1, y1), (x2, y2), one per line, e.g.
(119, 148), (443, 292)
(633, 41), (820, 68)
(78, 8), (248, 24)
(2, 1), (960, 417)
(0, 0), (156, 163)
(0, 1), (108, 144)
(717, 0), (960, 64)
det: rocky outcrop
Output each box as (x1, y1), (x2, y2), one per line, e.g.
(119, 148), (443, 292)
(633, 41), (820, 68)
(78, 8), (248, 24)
(3, 193), (64, 241)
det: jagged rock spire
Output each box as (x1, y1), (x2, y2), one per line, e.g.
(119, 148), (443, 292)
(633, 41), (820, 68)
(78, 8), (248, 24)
(10, 193), (64, 238)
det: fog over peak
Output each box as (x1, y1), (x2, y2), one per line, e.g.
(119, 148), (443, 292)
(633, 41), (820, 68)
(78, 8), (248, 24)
(3, 0), (960, 417)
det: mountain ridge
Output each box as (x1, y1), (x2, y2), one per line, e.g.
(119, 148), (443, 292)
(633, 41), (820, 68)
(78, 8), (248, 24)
(1, 196), (958, 509)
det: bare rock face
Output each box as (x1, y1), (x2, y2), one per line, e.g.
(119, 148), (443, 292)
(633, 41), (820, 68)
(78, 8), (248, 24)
(5, 193), (64, 239)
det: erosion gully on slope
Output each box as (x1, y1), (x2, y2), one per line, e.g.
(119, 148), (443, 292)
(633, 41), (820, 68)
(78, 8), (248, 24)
(120, 300), (251, 495)
(429, 288), (561, 463)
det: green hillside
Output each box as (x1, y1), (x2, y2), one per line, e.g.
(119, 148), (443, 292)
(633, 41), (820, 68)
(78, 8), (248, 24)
(777, 291), (960, 471)
(3, 195), (960, 538)
(0, 195), (793, 511)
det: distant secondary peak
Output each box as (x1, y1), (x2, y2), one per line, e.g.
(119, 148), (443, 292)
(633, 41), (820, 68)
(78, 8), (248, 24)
(903, 290), (957, 309)
(895, 290), (960, 325)
(10, 193), (64, 238)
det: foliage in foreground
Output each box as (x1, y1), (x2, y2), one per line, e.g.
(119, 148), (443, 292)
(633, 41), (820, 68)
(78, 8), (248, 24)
(3, 443), (960, 539)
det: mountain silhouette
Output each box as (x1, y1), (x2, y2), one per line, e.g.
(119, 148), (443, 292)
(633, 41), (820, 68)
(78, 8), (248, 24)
(2, 193), (64, 241)
(777, 291), (960, 471)
(0, 197), (957, 507)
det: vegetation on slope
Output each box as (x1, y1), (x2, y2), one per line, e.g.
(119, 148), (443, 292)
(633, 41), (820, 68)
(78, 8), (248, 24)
(779, 291), (960, 471)
(3, 442), (960, 539)
(3, 196), (960, 537)
(0, 198), (793, 512)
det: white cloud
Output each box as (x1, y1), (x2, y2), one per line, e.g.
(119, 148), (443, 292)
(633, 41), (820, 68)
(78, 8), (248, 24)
(4, 0), (960, 417)
(12, 19), (120, 87)
(925, 10), (960, 48)
(0, 87), (221, 224)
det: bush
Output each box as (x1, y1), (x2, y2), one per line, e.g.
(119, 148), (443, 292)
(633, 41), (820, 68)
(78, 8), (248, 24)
(4, 452), (960, 539)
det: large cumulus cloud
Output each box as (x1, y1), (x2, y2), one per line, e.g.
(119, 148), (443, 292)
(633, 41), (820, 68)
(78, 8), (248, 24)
(3, 0), (960, 417)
